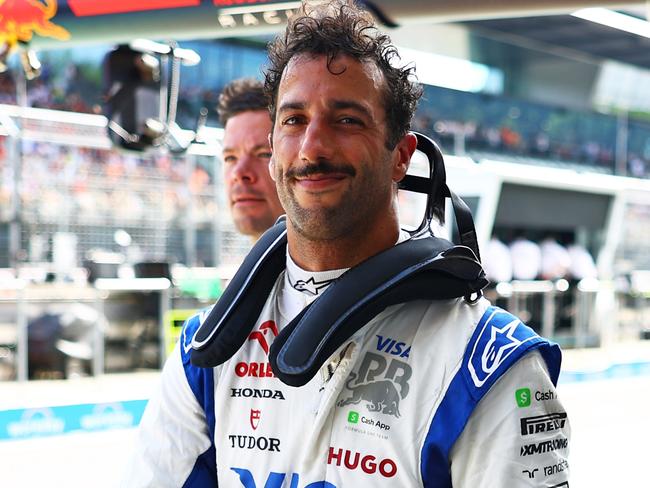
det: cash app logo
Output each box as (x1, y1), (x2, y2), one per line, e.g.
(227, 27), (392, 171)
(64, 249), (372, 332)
(515, 387), (531, 407)
(347, 411), (359, 424)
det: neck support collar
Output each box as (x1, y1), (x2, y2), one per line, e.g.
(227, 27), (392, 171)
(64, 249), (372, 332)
(191, 133), (488, 386)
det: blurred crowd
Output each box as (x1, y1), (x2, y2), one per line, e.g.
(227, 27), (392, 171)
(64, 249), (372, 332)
(2, 54), (650, 178)
(412, 85), (650, 179)
(12, 142), (216, 225)
(0, 68), (99, 114)
(0, 140), (219, 266)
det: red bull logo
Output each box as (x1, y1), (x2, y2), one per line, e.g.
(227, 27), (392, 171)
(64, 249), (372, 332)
(0, 0), (70, 46)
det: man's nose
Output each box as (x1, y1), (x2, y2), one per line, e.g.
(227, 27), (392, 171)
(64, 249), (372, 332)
(231, 154), (257, 183)
(299, 119), (334, 163)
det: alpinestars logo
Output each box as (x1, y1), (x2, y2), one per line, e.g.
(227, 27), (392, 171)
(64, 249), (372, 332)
(337, 352), (411, 418)
(291, 277), (333, 296)
(235, 321), (278, 378)
(468, 309), (535, 388)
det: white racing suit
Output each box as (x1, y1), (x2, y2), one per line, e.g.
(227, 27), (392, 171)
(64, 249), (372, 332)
(123, 251), (571, 487)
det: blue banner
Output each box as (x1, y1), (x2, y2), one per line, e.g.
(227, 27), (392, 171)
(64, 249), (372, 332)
(0, 399), (148, 441)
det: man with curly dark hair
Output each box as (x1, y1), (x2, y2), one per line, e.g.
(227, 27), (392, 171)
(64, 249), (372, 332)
(124, 2), (569, 487)
(218, 78), (284, 241)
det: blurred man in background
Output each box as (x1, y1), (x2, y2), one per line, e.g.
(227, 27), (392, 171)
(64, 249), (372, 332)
(217, 78), (284, 241)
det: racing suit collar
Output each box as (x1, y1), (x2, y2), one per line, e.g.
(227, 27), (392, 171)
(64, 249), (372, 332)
(285, 230), (411, 299)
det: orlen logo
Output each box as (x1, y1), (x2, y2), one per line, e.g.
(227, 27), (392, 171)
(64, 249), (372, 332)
(337, 352), (411, 418)
(235, 321), (278, 378)
(327, 447), (397, 478)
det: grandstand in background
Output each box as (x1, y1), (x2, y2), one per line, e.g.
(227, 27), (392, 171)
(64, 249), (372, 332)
(0, 26), (649, 289)
(0, 104), (250, 272)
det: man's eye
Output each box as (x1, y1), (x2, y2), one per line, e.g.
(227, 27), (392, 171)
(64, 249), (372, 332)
(257, 152), (272, 159)
(223, 155), (237, 164)
(340, 117), (362, 125)
(282, 116), (303, 126)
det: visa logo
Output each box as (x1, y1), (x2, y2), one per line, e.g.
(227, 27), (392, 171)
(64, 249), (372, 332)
(376, 335), (410, 358)
(231, 468), (336, 487)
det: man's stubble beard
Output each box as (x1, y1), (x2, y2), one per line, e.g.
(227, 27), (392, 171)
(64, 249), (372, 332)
(232, 210), (277, 240)
(275, 159), (394, 242)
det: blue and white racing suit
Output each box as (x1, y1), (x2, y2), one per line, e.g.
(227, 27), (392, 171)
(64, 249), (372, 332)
(123, 251), (571, 487)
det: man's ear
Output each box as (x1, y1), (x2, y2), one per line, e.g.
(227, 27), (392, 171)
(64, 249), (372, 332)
(392, 132), (417, 183)
(268, 133), (276, 181)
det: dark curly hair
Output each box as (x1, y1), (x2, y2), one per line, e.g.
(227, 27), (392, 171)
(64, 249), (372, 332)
(264, 0), (422, 149)
(217, 77), (268, 127)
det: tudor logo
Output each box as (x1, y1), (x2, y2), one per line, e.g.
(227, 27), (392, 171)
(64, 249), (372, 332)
(337, 352), (411, 418)
(229, 434), (280, 452)
(468, 308), (535, 388)
(327, 447), (397, 478)
(250, 409), (261, 430)
(235, 321), (278, 378)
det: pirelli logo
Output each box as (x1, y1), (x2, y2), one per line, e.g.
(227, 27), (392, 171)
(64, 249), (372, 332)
(520, 412), (567, 436)
(520, 436), (569, 456)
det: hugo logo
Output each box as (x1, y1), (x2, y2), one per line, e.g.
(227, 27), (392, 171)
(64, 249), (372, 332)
(327, 447), (397, 478)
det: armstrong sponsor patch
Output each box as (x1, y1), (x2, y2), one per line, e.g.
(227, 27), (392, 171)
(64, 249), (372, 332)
(468, 308), (536, 388)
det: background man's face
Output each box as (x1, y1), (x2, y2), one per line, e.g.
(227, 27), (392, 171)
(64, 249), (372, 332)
(223, 110), (284, 239)
(270, 54), (405, 241)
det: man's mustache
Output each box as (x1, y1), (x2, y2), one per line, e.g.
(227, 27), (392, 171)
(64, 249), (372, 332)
(285, 160), (356, 179)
